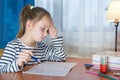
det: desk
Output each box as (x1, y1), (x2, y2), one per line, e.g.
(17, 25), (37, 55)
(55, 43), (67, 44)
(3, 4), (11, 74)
(0, 57), (120, 80)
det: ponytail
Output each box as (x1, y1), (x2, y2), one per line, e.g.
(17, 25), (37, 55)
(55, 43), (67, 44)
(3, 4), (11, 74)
(17, 5), (31, 38)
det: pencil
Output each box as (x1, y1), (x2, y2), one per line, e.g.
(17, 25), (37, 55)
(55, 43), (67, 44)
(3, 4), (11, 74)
(86, 71), (98, 76)
(98, 72), (117, 80)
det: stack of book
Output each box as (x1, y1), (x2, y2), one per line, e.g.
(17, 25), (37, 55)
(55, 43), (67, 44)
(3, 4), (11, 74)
(92, 51), (120, 70)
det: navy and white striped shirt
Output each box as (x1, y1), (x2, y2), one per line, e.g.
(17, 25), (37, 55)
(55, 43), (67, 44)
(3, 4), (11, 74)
(0, 37), (66, 73)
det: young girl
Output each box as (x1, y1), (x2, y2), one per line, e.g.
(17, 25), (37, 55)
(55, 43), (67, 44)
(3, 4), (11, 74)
(0, 5), (66, 73)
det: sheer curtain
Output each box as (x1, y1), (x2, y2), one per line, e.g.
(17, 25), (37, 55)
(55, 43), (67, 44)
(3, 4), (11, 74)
(35, 0), (120, 58)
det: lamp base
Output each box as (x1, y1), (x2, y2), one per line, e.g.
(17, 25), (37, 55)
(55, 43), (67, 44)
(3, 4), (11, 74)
(114, 22), (119, 52)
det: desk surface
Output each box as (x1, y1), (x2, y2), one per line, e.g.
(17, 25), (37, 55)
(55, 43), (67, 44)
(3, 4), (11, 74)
(0, 57), (120, 80)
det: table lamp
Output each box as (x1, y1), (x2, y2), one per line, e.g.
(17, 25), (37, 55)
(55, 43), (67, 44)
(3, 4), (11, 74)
(106, 0), (120, 52)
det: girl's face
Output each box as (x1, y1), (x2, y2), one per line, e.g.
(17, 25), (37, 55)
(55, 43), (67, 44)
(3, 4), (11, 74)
(30, 16), (52, 42)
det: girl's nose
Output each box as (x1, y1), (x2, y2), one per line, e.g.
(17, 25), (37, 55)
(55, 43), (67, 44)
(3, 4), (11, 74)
(44, 31), (48, 36)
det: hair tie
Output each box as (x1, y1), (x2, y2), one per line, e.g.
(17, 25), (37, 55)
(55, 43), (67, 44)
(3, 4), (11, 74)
(30, 6), (34, 10)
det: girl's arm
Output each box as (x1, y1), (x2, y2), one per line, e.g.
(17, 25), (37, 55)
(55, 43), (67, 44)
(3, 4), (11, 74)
(0, 42), (21, 73)
(44, 36), (67, 61)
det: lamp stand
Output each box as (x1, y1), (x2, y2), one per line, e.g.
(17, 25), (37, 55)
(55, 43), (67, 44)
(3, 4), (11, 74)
(114, 22), (119, 52)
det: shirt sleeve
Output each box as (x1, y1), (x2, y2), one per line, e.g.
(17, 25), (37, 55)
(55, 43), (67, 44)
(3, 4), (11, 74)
(44, 36), (67, 61)
(0, 42), (22, 73)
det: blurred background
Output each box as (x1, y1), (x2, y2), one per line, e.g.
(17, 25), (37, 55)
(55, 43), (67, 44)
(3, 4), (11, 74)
(0, 0), (120, 58)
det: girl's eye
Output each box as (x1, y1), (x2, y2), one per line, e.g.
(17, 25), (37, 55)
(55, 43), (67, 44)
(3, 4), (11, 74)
(40, 27), (45, 31)
(47, 30), (49, 34)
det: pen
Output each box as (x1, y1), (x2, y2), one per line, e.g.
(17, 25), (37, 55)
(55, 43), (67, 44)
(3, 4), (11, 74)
(31, 56), (41, 63)
(19, 48), (41, 63)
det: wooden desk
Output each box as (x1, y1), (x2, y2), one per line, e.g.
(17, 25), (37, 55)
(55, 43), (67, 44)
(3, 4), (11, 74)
(0, 57), (120, 80)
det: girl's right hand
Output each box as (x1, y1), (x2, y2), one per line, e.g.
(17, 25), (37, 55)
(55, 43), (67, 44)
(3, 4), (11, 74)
(16, 50), (33, 67)
(48, 24), (58, 38)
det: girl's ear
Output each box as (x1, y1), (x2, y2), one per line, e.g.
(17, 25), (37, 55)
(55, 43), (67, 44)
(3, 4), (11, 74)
(26, 20), (33, 30)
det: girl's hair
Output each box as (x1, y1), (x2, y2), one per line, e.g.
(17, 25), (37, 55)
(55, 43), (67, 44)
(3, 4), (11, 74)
(17, 4), (51, 38)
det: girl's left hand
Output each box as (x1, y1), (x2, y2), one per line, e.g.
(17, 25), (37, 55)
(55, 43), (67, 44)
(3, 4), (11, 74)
(48, 24), (58, 38)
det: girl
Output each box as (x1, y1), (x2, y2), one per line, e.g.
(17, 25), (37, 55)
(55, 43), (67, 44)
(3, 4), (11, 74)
(0, 5), (66, 73)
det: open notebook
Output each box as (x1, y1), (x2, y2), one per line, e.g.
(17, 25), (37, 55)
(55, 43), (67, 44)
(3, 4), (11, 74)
(23, 61), (76, 77)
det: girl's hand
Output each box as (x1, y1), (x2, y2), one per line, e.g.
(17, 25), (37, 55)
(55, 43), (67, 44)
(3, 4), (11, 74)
(17, 50), (33, 67)
(48, 24), (58, 38)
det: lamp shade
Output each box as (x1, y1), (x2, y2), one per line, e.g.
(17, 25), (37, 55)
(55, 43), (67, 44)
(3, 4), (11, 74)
(106, 0), (120, 22)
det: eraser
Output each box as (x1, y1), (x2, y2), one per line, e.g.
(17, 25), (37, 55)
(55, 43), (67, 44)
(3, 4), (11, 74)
(113, 72), (120, 76)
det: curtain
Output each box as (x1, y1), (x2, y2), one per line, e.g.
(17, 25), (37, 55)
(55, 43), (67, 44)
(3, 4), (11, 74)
(0, 0), (34, 48)
(35, 0), (120, 58)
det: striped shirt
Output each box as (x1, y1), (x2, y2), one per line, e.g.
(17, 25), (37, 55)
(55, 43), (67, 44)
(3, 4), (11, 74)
(0, 37), (66, 73)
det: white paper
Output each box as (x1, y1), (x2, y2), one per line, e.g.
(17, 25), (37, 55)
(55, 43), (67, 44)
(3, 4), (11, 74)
(23, 62), (76, 77)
